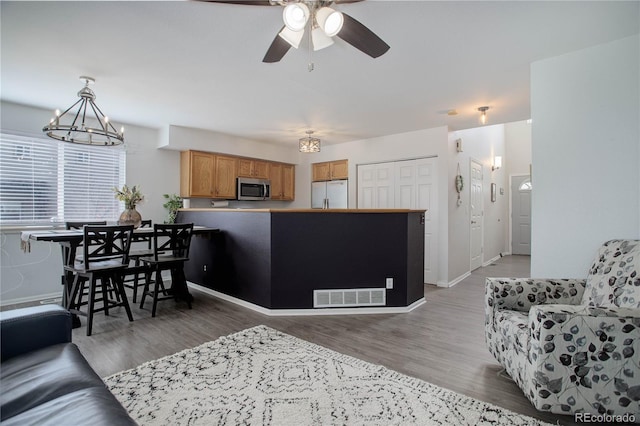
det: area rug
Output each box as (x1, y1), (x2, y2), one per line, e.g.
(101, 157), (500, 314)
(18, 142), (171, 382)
(104, 325), (552, 425)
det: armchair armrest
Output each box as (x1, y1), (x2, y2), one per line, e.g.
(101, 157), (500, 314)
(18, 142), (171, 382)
(485, 278), (587, 333)
(0, 304), (72, 362)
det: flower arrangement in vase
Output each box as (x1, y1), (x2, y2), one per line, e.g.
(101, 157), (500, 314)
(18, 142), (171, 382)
(113, 184), (144, 228)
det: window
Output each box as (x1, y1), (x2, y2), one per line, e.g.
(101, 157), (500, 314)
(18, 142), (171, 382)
(0, 132), (125, 226)
(519, 179), (532, 191)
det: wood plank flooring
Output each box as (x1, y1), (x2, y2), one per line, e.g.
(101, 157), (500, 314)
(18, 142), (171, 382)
(11, 255), (588, 425)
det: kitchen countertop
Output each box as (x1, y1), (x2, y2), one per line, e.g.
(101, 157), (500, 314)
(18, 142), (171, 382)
(178, 208), (426, 213)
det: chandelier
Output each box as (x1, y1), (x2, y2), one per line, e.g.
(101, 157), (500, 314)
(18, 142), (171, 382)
(299, 130), (321, 153)
(42, 76), (124, 146)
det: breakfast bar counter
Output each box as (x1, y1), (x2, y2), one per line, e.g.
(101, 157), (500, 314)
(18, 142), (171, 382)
(177, 208), (425, 312)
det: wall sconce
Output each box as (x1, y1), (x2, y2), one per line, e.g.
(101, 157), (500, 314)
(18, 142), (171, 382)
(492, 156), (502, 171)
(478, 106), (489, 125)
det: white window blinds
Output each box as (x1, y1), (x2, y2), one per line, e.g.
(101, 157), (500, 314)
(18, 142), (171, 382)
(0, 132), (125, 226)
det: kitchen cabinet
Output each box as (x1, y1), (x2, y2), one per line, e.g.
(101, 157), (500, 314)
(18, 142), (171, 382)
(181, 151), (215, 197)
(238, 159), (269, 179)
(270, 163), (295, 201)
(312, 159), (348, 181)
(181, 150), (293, 200)
(214, 155), (237, 199)
(180, 151), (237, 199)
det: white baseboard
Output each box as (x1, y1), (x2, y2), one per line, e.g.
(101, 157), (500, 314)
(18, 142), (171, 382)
(0, 292), (61, 307)
(187, 283), (426, 316)
(482, 255), (502, 267)
(439, 272), (471, 288)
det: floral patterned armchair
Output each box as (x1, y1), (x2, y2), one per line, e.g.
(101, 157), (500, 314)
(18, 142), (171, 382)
(485, 239), (640, 418)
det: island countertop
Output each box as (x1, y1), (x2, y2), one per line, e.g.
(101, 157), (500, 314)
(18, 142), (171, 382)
(179, 208), (426, 213)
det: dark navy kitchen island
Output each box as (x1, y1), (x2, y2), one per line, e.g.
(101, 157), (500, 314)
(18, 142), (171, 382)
(177, 209), (425, 313)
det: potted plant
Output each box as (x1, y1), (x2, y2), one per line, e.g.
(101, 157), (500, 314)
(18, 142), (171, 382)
(113, 184), (144, 228)
(163, 194), (183, 224)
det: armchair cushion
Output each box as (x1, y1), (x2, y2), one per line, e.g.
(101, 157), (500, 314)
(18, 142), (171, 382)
(582, 239), (640, 309)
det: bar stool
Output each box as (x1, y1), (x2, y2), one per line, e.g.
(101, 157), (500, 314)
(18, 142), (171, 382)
(122, 219), (153, 302)
(65, 225), (134, 336)
(139, 223), (194, 317)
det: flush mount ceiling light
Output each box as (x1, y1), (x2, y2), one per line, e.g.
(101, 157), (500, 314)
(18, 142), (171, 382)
(42, 76), (124, 146)
(299, 130), (321, 153)
(201, 1), (390, 64)
(478, 106), (490, 125)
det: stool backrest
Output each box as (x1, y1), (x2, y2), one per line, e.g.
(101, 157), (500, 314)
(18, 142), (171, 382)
(82, 225), (134, 268)
(66, 221), (107, 230)
(131, 219), (153, 249)
(152, 223), (194, 260)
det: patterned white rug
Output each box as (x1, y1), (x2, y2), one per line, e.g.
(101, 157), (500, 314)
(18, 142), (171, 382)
(104, 325), (552, 425)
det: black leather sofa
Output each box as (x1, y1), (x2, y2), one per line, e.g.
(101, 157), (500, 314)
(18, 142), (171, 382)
(0, 305), (136, 425)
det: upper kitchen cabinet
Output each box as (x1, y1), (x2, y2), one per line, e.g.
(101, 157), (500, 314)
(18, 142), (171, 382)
(181, 150), (215, 197)
(270, 163), (295, 201)
(180, 151), (237, 199)
(214, 155), (238, 199)
(312, 159), (349, 181)
(238, 158), (269, 179)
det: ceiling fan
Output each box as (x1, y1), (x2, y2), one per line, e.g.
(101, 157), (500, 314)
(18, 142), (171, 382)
(200, 0), (390, 63)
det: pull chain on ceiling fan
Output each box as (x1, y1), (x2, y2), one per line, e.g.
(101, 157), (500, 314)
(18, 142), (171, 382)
(200, 0), (390, 63)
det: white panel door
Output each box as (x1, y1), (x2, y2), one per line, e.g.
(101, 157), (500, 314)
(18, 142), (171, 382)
(375, 164), (395, 209)
(511, 175), (532, 255)
(358, 158), (438, 284)
(395, 162), (415, 208)
(415, 158), (437, 284)
(470, 160), (483, 271)
(357, 165), (376, 209)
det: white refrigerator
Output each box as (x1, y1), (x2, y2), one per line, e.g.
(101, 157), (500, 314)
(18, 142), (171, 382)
(311, 180), (348, 209)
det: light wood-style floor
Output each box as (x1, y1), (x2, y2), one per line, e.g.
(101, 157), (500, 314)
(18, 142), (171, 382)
(13, 256), (587, 425)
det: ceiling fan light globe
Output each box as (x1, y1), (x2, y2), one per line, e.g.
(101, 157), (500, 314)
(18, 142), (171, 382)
(282, 3), (309, 32)
(316, 7), (343, 37)
(311, 27), (334, 51)
(278, 26), (304, 49)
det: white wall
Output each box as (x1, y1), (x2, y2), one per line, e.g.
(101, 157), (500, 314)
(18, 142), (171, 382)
(448, 124), (508, 283)
(530, 35), (640, 277)
(505, 120), (532, 177)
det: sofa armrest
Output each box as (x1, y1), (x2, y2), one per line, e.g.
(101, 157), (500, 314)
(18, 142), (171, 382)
(0, 304), (72, 362)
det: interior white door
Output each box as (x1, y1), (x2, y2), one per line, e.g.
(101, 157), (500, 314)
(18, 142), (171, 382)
(375, 164), (395, 209)
(511, 175), (532, 255)
(414, 159), (437, 284)
(470, 160), (483, 271)
(358, 157), (438, 284)
(393, 158), (438, 283)
(358, 163), (395, 208)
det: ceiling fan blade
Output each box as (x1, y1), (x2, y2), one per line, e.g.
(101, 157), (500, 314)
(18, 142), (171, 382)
(337, 12), (390, 58)
(263, 27), (292, 63)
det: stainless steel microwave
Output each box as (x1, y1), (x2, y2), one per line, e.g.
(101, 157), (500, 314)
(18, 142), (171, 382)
(237, 177), (271, 201)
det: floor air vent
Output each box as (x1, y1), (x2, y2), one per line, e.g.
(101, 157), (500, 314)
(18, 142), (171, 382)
(314, 288), (386, 308)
